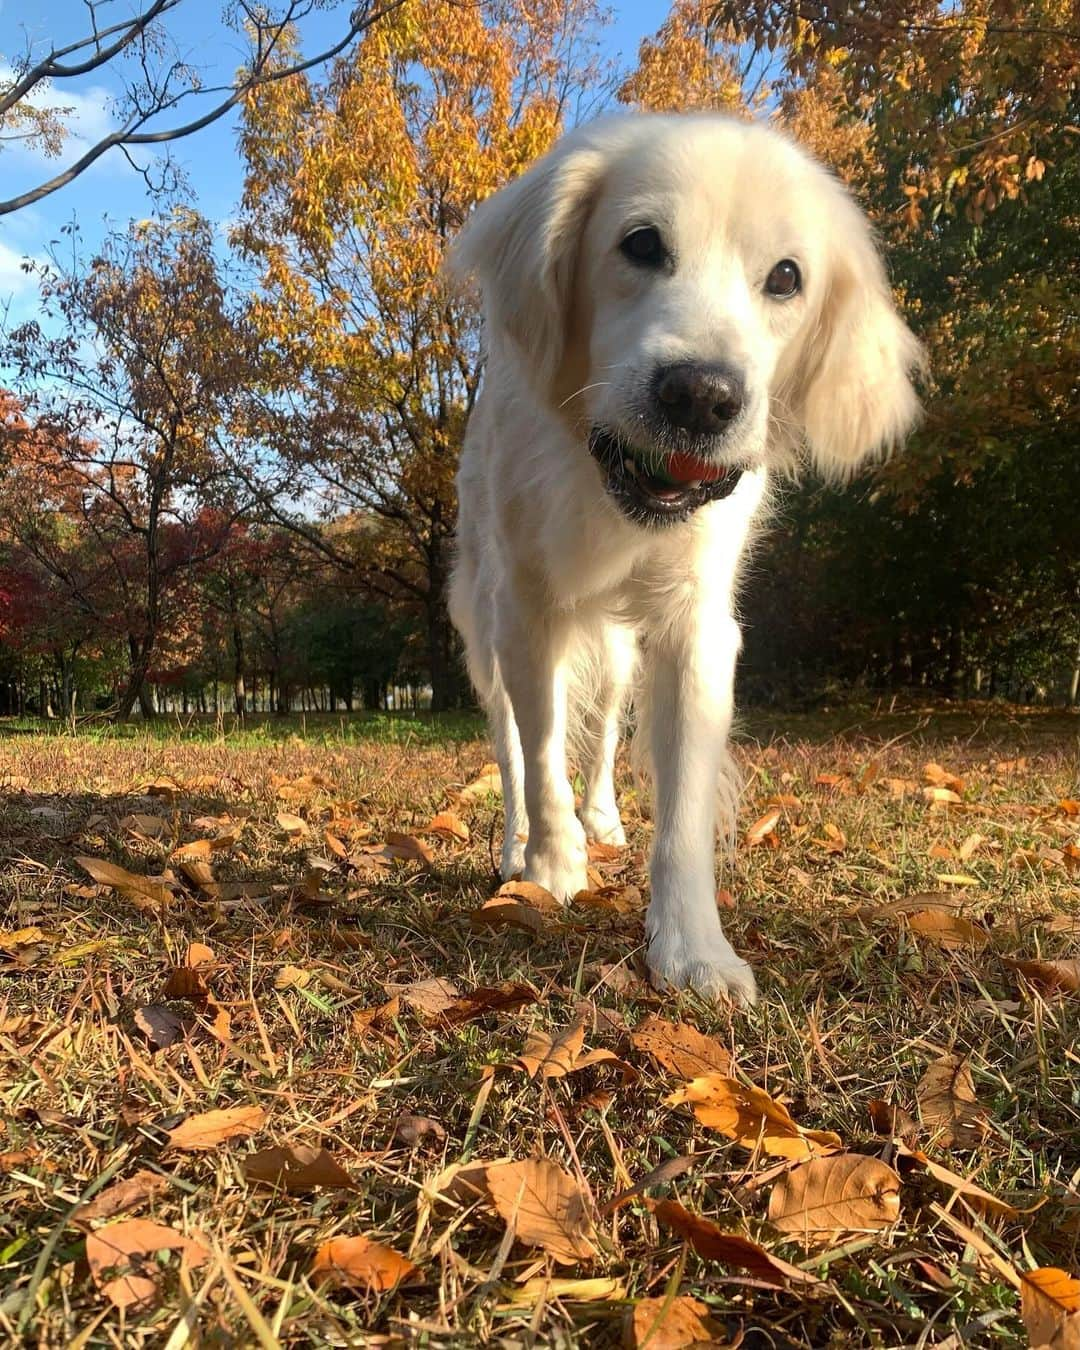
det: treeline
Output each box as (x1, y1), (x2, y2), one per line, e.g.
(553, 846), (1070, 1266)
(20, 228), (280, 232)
(0, 0), (1076, 719)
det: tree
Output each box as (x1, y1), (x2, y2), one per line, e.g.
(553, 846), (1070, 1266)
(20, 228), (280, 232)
(0, 0), (406, 215)
(0, 211), (255, 718)
(232, 0), (607, 710)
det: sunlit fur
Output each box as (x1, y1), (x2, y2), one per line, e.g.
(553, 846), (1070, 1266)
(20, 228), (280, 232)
(446, 112), (921, 1004)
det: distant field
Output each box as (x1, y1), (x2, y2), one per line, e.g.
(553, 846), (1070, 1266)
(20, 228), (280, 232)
(0, 705), (1077, 1345)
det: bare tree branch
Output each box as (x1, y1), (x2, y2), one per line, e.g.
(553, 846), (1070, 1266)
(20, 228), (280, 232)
(0, 0), (407, 216)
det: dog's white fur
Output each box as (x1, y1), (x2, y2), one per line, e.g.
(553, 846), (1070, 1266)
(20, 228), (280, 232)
(447, 113), (921, 1004)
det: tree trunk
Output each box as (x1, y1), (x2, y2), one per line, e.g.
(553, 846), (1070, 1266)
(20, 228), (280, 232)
(232, 622), (246, 717)
(1070, 634), (1080, 706)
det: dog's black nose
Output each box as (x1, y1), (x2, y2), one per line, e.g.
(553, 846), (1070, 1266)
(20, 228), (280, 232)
(654, 362), (745, 436)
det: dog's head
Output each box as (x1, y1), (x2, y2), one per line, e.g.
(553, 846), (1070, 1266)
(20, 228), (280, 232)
(448, 113), (922, 526)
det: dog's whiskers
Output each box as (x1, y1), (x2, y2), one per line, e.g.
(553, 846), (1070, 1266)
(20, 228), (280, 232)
(559, 381), (611, 410)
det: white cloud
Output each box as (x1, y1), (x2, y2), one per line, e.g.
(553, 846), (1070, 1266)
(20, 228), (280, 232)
(0, 238), (44, 298)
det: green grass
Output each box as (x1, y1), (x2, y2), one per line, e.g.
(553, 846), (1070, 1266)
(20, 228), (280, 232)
(0, 705), (1077, 1346)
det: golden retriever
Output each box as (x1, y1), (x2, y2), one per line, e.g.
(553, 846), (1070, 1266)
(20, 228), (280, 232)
(447, 113), (921, 1004)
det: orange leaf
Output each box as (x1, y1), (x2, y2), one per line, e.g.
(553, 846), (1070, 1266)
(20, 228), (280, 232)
(383, 831), (434, 864)
(427, 810), (470, 843)
(924, 763), (965, 793)
(312, 1235), (420, 1291)
(745, 808), (781, 846)
(165, 1105), (266, 1152)
(767, 1154), (902, 1241)
(916, 1055), (990, 1149)
(651, 1199), (822, 1286)
(72, 1169), (169, 1227)
(86, 1218), (209, 1311)
(627, 1296), (732, 1348)
(667, 1076), (841, 1159)
(457, 763), (502, 802)
(905, 910), (989, 949)
(242, 1144), (356, 1191)
(75, 856), (173, 909)
(1006, 958), (1080, 994)
(630, 1015), (732, 1078)
(1021, 1267), (1080, 1349)
(484, 1158), (598, 1264)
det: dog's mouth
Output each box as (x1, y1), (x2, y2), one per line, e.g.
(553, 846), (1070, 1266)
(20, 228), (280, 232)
(588, 428), (743, 525)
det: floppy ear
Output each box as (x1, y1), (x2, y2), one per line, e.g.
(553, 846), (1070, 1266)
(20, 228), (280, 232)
(445, 133), (606, 392)
(792, 196), (924, 478)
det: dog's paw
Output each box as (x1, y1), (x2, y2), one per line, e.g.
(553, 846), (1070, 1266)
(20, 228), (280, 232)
(579, 805), (627, 847)
(523, 826), (588, 902)
(646, 930), (758, 1007)
(500, 834), (527, 881)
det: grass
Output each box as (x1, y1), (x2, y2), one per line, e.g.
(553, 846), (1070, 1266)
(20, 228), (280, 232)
(0, 704), (1077, 1346)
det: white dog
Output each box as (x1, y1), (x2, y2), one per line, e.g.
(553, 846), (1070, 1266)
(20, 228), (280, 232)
(447, 113), (921, 1004)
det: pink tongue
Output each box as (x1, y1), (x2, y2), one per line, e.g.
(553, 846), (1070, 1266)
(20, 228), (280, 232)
(665, 452), (727, 485)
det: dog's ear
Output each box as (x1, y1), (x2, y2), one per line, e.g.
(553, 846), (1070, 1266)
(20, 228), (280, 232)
(445, 133), (605, 391)
(789, 196), (924, 478)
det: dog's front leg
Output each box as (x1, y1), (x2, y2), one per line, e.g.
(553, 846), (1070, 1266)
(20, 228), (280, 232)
(644, 612), (758, 1006)
(496, 599), (588, 901)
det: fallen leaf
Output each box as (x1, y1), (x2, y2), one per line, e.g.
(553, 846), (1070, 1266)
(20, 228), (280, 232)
(133, 1004), (187, 1050)
(867, 1098), (920, 1145)
(72, 1169), (170, 1226)
(925, 763), (965, 793)
(165, 1105), (266, 1152)
(485, 1157), (598, 1264)
(441, 981), (539, 1024)
(86, 1218), (208, 1311)
(631, 1016), (733, 1078)
(427, 811), (470, 843)
(502, 1276), (625, 1306)
(119, 813), (167, 839)
(1021, 1267), (1080, 1349)
(1058, 800), (1080, 817)
(1006, 958), (1080, 995)
(390, 977), (461, 1018)
(627, 1296), (731, 1349)
(242, 1144), (355, 1191)
(312, 1235), (420, 1291)
(651, 1200), (822, 1286)
(923, 786), (963, 806)
(392, 1114), (447, 1147)
(859, 892), (962, 919)
(601, 1155), (699, 1217)
(0, 926), (47, 950)
(573, 884), (642, 915)
(667, 1076), (841, 1159)
(383, 831), (434, 864)
(767, 1153), (902, 1241)
(275, 964), (312, 990)
(75, 856), (172, 909)
(458, 763), (502, 802)
(745, 808), (781, 847)
(916, 1055), (990, 1149)
(471, 896), (548, 933)
(495, 880), (564, 911)
(519, 1021), (587, 1078)
(587, 839), (623, 862)
(897, 1146), (1018, 1218)
(275, 811), (308, 835)
(813, 822), (847, 854)
(353, 996), (400, 1038)
(905, 910), (989, 949)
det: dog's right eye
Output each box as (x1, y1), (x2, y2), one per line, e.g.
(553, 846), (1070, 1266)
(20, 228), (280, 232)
(620, 226), (666, 267)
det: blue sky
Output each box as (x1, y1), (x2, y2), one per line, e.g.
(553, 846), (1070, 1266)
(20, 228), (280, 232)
(0, 1), (665, 325)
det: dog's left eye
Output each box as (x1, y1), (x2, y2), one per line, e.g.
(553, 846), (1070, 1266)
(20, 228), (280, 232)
(765, 259), (801, 298)
(620, 226), (666, 267)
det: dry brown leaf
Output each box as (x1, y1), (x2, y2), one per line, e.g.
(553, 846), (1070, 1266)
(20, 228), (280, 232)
(519, 1021), (587, 1078)
(503, 1276), (626, 1307)
(651, 1199), (822, 1286)
(573, 884), (642, 915)
(767, 1153), (902, 1241)
(86, 1218), (209, 1311)
(133, 1004), (187, 1050)
(383, 831), (435, 864)
(627, 1296), (732, 1349)
(905, 910), (990, 949)
(391, 977), (461, 1018)
(72, 1169), (169, 1227)
(867, 1098), (920, 1144)
(1021, 1267), (1080, 1349)
(165, 1105), (266, 1152)
(427, 811), (470, 843)
(119, 813), (167, 839)
(667, 1076), (842, 1159)
(916, 1055), (990, 1149)
(275, 810), (308, 835)
(75, 856), (173, 909)
(586, 839), (623, 862)
(242, 1144), (355, 1191)
(440, 981), (539, 1024)
(168, 835), (235, 861)
(1006, 958), (1080, 994)
(429, 1158), (503, 1212)
(631, 1015), (733, 1078)
(925, 763), (965, 793)
(275, 963), (311, 990)
(392, 1113), (447, 1147)
(312, 1235), (420, 1291)
(923, 785), (963, 806)
(601, 1155), (698, 1217)
(896, 1146), (1018, 1218)
(471, 896), (548, 934)
(745, 808), (781, 847)
(813, 822), (847, 854)
(496, 880), (564, 910)
(352, 995), (400, 1039)
(485, 1157), (598, 1264)
(458, 762), (502, 802)
(862, 892), (962, 919)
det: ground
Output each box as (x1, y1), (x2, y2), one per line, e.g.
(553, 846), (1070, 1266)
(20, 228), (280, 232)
(0, 703), (1077, 1347)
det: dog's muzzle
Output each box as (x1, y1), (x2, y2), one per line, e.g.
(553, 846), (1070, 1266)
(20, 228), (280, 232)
(588, 427), (743, 526)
